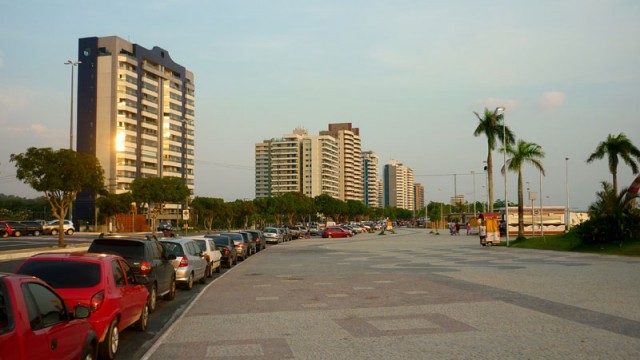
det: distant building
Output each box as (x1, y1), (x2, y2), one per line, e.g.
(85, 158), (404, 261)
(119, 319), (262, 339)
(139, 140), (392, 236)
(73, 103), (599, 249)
(414, 183), (425, 211)
(320, 123), (364, 202)
(450, 195), (465, 206)
(255, 128), (339, 198)
(362, 151), (380, 207)
(383, 160), (415, 210)
(75, 36), (195, 222)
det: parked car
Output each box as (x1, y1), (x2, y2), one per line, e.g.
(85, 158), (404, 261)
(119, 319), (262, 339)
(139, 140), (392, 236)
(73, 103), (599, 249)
(43, 219), (75, 235)
(280, 228), (293, 242)
(16, 252), (149, 360)
(309, 225), (321, 236)
(242, 229), (266, 251)
(238, 231), (257, 255)
(220, 232), (251, 261)
(157, 221), (172, 232)
(263, 227), (283, 244)
(4, 221), (28, 237)
(19, 220), (44, 236)
(322, 226), (353, 238)
(161, 238), (208, 290)
(287, 226), (301, 239)
(0, 272), (98, 360)
(87, 234), (177, 313)
(0, 221), (12, 238)
(204, 235), (237, 268)
(190, 236), (222, 277)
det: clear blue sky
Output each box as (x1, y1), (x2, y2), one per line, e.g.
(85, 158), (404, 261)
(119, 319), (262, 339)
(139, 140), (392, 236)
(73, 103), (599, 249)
(1, 0), (639, 211)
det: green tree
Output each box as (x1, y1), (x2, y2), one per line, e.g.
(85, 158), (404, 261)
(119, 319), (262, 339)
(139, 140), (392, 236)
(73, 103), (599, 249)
(473, 107), (515, 212)
(346, 200), (367, 223)
(10, 147), (105, 247)
(576, 182), (640, 245)
(130, 177), (190, 235)
(502, 140), (545, 237)
(191, 197), (225, 232)
(234, 199), (256, 228)
(586, 133), (640, 194)
(96, 192), (133, 231)
(220, 201), (236, 230)
(253, 197), (276, 228)
(314, 194), (342, 224)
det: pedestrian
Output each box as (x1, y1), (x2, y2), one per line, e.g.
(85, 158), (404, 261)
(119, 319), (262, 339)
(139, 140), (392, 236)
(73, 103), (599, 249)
(466, 222), (471, 235)
(455, 222), (461, 235)
(479, 221), (487, 246)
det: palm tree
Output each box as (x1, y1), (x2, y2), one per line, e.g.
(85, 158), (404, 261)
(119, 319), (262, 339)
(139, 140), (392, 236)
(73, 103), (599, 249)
(502, 139), (545, 237)
(587, 133), (640, 194)
(473, 107), (515, 212)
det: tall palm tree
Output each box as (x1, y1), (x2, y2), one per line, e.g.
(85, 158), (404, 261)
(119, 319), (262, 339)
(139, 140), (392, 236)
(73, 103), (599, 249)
(502, 139), (545, 237)
(473, 107), (515, 212)
(587, 133), (640, 194)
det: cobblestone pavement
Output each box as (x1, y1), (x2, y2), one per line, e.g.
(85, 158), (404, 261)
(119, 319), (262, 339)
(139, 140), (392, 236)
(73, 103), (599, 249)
(143, 228), (640, 360)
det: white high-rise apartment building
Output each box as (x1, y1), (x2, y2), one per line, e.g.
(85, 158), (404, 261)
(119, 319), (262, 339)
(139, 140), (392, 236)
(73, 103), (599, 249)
(76, 36), (195, 222)
(319, 123), (364, 202)
(362, 151), (380, 207)
(255, 128), (339, 198)
(383, 160), (415, 210)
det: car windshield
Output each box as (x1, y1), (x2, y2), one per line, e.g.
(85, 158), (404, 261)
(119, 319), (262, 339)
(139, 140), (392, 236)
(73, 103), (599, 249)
(163, 242), (185, 256)
(88, 240), (144, 260)
(264, 228), (276, 234)
(18, 261), (101, 288)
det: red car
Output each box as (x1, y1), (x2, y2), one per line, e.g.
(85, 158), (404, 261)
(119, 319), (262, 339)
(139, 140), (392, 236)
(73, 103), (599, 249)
(0, 272), (98, 360)
(17, 252), (150, 360)
(322, 226), (353, 238)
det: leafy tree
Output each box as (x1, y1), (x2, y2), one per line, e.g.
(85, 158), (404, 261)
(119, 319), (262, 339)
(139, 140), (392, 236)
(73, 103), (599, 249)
(96, 192), (133, 231)
(473, 107), (515, 212)
(314, 194), (341, 224)
(234, 199), (256, 228)
(220, 201), (236, 230)
(191, 197), (225, 232)
(502, 140), (545, 238)
(10, 147), (105, 247)
(346, 200), (367, 223)
(130, 177), (190, 235)
(575, 182), (640, 245)
(586, 133), (640, 194)
(253, 197), (276, 228)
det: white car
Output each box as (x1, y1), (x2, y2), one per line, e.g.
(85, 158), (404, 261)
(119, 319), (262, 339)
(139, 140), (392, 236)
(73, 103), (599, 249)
(43, 219), (75, 235)
(190, 236), (223, 277)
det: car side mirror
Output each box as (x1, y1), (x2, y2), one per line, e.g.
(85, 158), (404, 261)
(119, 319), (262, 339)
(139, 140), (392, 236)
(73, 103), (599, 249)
(74, 305), (91, 319)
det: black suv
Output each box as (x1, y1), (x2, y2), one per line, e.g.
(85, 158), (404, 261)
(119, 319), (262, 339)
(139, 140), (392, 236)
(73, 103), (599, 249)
(87, 234), (177, 313)
(205, 235), (237, 268)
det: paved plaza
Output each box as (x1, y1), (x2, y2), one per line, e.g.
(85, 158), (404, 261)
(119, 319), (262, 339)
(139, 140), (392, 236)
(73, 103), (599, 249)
(143, 228), (640, 359)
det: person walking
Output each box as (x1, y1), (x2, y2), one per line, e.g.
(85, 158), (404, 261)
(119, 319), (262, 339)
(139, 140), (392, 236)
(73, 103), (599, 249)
(479, 221), (487, 246)
(466, 222), (471, 235)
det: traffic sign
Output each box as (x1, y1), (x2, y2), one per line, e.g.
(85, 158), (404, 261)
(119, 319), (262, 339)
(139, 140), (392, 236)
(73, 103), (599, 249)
(182, 210), (190, 220)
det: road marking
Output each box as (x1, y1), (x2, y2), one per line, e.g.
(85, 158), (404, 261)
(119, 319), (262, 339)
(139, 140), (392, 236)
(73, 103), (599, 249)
(326, 294), (348, 298)
(256, 296), (279, 301)
(302, 303), (328, 308)
(253, 284), (272, 288)
(405, 290), (428, 295)
(353, 286), (374, 290)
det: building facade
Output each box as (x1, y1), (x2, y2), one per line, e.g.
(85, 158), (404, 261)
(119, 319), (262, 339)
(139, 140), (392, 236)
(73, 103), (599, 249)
(362, 151), (380, 207)
(414, 183), (425, 211)
(76, 36), (195, 222)
(255, 128), (339, 198)
(383, 160), (415, 210)
(319, 123), (364, 202)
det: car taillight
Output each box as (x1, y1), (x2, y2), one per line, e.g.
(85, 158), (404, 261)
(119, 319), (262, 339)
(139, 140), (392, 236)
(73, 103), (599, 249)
(90, 290), (105, 312)
(140, 261), (151, 275)
(179, 257), (189, 267)
(224, 248), (230, 256)
(205, 254), (210, 261)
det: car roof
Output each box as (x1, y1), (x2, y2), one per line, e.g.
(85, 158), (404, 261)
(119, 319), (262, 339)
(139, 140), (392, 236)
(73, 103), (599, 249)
(95, 233), (158, 241)
(26, 252), (119, 262)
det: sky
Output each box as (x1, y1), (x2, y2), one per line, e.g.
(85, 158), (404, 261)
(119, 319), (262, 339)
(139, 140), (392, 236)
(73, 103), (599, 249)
(1, 0), (639, 211)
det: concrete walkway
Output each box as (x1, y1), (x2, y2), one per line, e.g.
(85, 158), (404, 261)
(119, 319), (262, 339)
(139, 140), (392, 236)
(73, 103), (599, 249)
(141, 228), (640, 359)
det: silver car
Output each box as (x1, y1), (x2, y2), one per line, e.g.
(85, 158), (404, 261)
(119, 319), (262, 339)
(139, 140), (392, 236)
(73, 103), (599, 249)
(263, 227), (283, 244)
(160, 238), (207, 290)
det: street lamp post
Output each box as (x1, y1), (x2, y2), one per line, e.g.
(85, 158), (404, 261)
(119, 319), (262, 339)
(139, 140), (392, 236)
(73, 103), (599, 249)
(565, 157), (570, 231)
(471, 171), (477, 217)
(64, 60), (81, 150)
(65, 60), (81, 221)
(497, 107), (509, 246)
(539, 146), (544, 236)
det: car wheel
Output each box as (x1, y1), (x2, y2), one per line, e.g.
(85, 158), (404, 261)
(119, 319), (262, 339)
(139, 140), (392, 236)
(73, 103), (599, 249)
(164, 276), (176, 301)
(207, 264), (213, 278)
(327, 234), (332, 238)
(134, 300), (149, 331)
(33, 230), (40, 236)
(148, 284), (157, 313)
(227, 258), (233, 268)
(51, 229), (59, 235)
(100, 317), (119, 360)
(13, 231), (21, 237)
(199, 270), (206, 284)
(66, 229), (74, 235)
(185, 272), (194, 290)
(1, 232), (7, 238)
(216, 262), (222, 273)
(80, 338), (97, 360)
